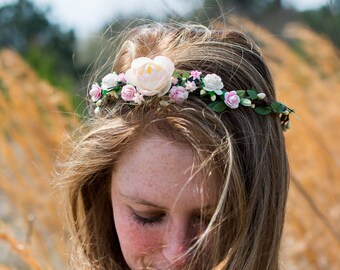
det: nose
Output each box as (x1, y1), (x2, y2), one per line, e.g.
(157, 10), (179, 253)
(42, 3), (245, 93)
(162, 221), (191, 268)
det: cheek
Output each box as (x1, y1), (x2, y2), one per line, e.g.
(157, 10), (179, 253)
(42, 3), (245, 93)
(113, 204), (163, 259)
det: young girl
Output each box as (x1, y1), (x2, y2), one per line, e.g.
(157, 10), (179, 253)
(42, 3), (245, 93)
(60, 22), (292, 270)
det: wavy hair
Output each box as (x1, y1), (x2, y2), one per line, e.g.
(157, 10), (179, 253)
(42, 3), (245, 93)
(59, 22), (289, 270)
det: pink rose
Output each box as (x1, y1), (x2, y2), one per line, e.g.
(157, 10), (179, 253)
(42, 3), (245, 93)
(190, 70), (202, 80)
(118, 73), (126, 83)
(121, 84), (137, 101)
(224, 91), (240, 109)
(89, 83), (102, 102)
(185, 81), (197, 92)
(169, 86), (189, 103)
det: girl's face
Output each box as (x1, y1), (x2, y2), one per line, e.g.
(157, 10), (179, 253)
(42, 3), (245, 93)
(111, 135), (217, 270)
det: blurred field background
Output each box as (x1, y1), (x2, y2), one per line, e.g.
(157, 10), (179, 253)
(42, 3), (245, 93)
(0, 0), (339, 269)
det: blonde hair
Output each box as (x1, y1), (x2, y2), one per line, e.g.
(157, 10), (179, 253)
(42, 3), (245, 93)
(59, 22), (289, 269)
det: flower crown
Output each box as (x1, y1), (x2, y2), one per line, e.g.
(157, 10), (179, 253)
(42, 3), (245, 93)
(89, 56), (294, 130)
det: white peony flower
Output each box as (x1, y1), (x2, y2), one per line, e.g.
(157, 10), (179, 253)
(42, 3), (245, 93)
(124, 56), (174, 97)
(203, 74), (224, 95)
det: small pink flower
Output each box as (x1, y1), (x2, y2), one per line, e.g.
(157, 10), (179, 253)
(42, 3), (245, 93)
(132, 92), (144, 104)
(121, 84), (137, 101)
(224, 91), (240, 109)
(190, 70), (202, 80)
(169, 86), (189, 103)
(89, 83), (102, 102)
(171, 76), (178, 85)
(185, 81), (197, 92)
(118, 73), (126, 83)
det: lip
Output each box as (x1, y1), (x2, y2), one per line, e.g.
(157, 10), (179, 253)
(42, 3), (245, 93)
(139, 263), (171, 270)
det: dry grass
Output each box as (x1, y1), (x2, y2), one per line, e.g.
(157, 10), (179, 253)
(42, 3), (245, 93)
(0, 228), (43, 270)
(227, 17), (340, 269)
(0, 18), (339, 269)
(0, 49), (78, 269)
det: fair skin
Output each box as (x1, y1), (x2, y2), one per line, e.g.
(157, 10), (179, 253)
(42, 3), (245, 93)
(111, 135), (217, 270)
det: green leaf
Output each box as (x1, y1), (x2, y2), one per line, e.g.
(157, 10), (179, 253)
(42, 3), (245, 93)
(172, 70), (180, 78)
(270, 101), (286, 113)
(208, 101), (228, 112)
(247, 90), (258, 100)
(182, 72), (190, 79)
(254, 106), (272, 115)
(102, 89), (110, 95)
(236, 90), (246, 97)
(116, 88), (122, 96)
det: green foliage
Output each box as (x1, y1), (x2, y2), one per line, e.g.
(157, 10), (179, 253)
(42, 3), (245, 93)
(208, 100), (227, 112)
(254, 106), (272, 115)
(246, 90), (258, 100)
(236, 90), (246, 97)
(199, 0), (339, 49)
(270, 101), (286, 113)
(200, 0), (281, 18)
(0, 78), (10, 99)
(300, 4), (340, 48)
(0, 0), (77, 91)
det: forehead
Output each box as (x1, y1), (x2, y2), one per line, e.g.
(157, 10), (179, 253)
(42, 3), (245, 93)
(111, 136), (217, 208)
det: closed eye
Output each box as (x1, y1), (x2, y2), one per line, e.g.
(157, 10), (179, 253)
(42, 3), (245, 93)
(131, 211), (165, 226)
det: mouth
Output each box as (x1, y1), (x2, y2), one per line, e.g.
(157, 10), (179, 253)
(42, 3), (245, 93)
(139, 263), (171, 270)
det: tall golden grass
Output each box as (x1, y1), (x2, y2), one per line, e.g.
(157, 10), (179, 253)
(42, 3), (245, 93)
(229, 17), (340, 269)
(0, 18), (339, 269)
(0, 49), (77, 269)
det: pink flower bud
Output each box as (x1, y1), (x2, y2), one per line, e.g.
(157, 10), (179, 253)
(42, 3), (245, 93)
(171, 77), (178, 85)
(118, 73), (126, 83)
(89, 83), (102, 102)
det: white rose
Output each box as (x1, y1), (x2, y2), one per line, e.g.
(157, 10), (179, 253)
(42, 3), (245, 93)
(102, 72), (119, 89)
(124, 56), (174, 97)
(203, 74), (224, 95)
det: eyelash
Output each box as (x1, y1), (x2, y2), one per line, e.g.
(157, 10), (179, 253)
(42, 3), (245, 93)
(132, 212), (165, 226)
(131, 210), (212, 227)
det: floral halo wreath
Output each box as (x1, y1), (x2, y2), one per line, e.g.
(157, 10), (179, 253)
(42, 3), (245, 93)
(89, 56), (294, 131)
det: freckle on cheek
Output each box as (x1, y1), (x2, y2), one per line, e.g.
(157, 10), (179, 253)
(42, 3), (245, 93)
(120, 223), (163, 255)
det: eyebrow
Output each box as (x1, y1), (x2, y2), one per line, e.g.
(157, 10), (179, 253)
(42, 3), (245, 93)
(119, 192), (167, 210)
(118, 191), (215, 212)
